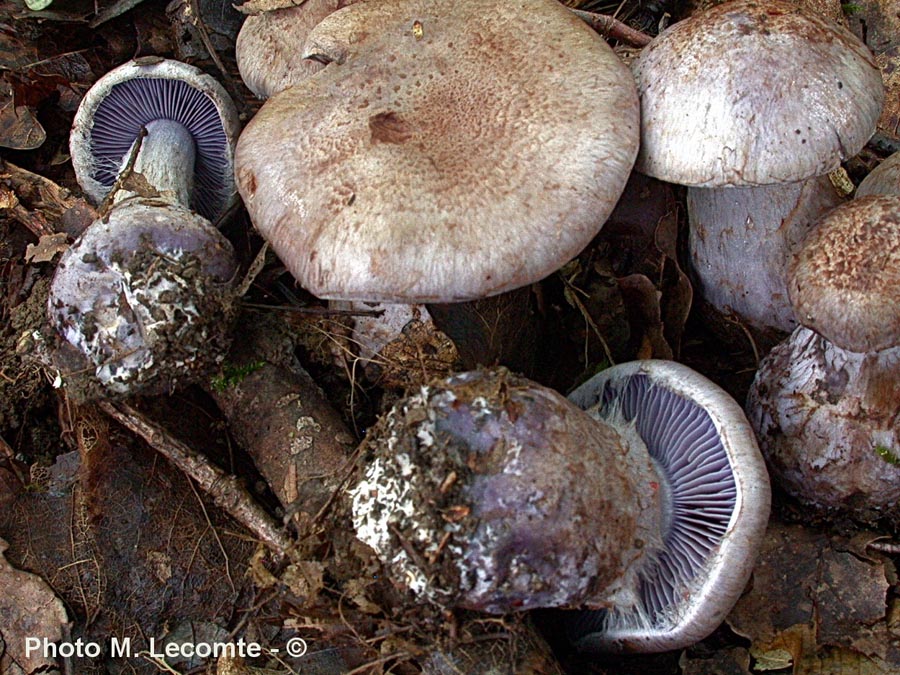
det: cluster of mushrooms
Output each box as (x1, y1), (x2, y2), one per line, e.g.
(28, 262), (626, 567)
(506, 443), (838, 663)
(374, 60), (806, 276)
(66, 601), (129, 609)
(46, 0), (899, 661)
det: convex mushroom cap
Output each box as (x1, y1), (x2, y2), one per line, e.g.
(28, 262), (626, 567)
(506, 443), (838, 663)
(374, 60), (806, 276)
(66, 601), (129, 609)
(789, 195), (900, 353)
(70, 58), (240, 221)
(235, 0), (639, 302)
(634, 0), (883, 187)
(567, 360), (770, 653)
(236, 0), (360, 98)
(856, 150), (900, 198)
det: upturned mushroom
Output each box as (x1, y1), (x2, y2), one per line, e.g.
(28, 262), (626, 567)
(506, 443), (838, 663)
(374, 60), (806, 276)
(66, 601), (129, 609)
(234, 0), (639, 303)
(746, 195), (900, 518)
(50, 58), (241, 398)
(633, 0), (882, 334)
(350, 363), (770, 652)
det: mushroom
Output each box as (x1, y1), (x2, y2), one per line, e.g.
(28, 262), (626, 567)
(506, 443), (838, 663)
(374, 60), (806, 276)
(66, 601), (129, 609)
(234, 0), (639, 303)
(70, 57), (240, 222)
(687, 175), (844, 336)
(634, 0), (882, 188)
(566, 360), (770, 653)
(235, 0), (361, 98)
(632, 0), (882, 335)
(349, 362), (770, 652)
(856, 150), (900, 197)
(746, 195), (900, 518)
(49, 58), (241, 398)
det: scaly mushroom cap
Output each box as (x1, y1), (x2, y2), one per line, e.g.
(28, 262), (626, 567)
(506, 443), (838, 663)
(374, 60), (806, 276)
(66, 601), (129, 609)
(789, 195), (900, 353)
(236, 0), (361, 98)
(634, 0), (883, 187)
(567, 360), (771, 653)
(235, 0), (639, 302)
(70, 58), (240, 222)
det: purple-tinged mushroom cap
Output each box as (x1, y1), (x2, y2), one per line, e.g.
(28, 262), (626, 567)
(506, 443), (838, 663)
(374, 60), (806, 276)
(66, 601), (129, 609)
(70, 58), (240, 222)
(634, 0), (883, 187)
(566, 360), (771, 653)
(236, 0), (361, 98)
(48, 201), (239, 399)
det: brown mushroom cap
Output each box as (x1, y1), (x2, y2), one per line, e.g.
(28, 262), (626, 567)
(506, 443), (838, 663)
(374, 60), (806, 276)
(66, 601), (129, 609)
(235, 0), (639, 303)
(634, 0), (883, 187)
(789, 195), (900, 353)
(236, 0), (360, 98)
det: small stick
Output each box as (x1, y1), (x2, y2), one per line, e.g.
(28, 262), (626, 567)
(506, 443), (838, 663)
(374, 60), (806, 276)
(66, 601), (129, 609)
(570, 9), (653, 47)
(99, 400), (295, 559)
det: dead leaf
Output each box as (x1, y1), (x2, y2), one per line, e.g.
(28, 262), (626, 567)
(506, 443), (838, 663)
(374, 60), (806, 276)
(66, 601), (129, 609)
(679, 647), (752, 675)
(24, 232), (68, 263)
(877, 47), (900, 139)
(234, 0), (308, 15)
(0, 96), (45, 150)
(0, 537), (68, 675)
(729, 521), (899, 674)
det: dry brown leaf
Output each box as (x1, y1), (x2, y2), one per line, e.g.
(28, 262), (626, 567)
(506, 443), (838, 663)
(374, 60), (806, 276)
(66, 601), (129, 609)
(24, 232), (68, 263)
(730, 522), (899, 674)
(679, 647), (753, 675)
(234, 0), (307, 15)
(0, 96), (45, 150)
(0, 537), (68, 675)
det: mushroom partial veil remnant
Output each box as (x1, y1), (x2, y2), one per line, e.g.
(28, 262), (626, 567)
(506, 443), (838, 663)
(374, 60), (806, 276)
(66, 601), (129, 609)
(234, 0), (639, 303)
(348, 363), (770, 653)
(633, 0), (883, 188)
(50, 58), (241, 399)
(566, 360), (771, 653)
(747, 195), (900, 518)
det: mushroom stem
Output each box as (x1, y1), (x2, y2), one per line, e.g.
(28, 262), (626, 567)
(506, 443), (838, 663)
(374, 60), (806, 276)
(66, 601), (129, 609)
(116, 119), (196, 208)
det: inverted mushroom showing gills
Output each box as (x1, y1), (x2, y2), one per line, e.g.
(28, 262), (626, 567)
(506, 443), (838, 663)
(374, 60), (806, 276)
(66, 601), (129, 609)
(349, 364), (770, 653)
(235, 0), (639, 303)
(50, 58), (241, 399)
(747, 196), (900, 518)
(566, 360), (770, 653)
(70, 58), (240, 222)
(634, 0), (883, 187)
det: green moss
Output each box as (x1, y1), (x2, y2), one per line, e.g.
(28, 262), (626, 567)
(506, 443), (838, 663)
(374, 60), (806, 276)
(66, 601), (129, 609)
(841, 3), (863, 15)
(209, 360), (266, 391)
(874, 445), (900, 466)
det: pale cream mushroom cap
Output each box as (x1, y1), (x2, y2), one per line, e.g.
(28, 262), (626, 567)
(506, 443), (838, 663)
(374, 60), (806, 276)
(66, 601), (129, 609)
(235, 0), (639, 303)
(789, 195), (900, 353)
(634, 0), (884, 187)
(235, 0), (361, 98)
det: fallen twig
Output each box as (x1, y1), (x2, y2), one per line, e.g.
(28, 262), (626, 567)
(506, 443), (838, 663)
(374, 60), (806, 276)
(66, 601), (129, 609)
(570, 8), (653, 47)
(98, 400), (295, 559)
